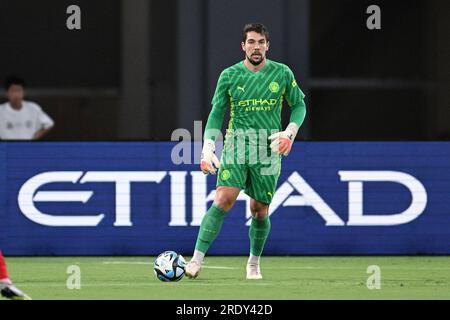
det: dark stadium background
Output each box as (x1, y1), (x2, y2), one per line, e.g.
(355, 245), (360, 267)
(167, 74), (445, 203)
(0, 0), (448, 141)
(1, 0), (450, 302)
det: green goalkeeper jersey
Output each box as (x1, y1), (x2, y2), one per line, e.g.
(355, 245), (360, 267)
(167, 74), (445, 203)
(204, 59), (306, 142)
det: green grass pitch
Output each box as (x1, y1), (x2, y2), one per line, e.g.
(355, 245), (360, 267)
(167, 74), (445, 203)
(3, 256), (450, 300)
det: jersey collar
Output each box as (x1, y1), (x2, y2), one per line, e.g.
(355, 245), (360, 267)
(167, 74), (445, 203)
(241, 59), (271, 75)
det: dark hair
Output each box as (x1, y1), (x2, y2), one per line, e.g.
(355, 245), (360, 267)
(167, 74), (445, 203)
(4, 75), (26, 90)
(242, 23), (270, 42)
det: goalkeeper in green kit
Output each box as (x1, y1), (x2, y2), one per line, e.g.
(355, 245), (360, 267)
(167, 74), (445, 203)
(186, 23), (307, 280)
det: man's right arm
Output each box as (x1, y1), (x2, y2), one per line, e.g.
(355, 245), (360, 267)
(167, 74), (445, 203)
(204, 70), (229, 142)
(201, 70), (229, 174)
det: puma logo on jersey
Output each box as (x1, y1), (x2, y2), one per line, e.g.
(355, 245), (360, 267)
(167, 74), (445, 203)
(237, 86), (245, 92)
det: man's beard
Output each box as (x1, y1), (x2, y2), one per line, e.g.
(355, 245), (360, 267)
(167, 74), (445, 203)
(247, 53), (263, 66)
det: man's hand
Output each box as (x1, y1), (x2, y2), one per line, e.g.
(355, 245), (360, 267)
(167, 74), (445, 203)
(200, 139), (220, 174)
(268, 123), (299, 156)
(33, 126), (53, 140)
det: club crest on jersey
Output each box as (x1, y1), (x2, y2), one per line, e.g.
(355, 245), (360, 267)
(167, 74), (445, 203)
(269, 82), (279, 93)
(220, 169), (231, 181)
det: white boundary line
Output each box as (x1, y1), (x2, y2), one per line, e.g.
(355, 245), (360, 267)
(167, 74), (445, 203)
(18, 282), (273, 287)
(100, 262), (450, 271)
(102, 261), (238, 269)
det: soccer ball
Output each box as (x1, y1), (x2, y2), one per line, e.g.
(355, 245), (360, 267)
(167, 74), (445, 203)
(153, 251), (186, 282)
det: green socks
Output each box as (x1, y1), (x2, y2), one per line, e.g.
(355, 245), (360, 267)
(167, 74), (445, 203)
(195, 204), (227, 254)
(194, 206), (271, 257)
(249, 215), (271, 256)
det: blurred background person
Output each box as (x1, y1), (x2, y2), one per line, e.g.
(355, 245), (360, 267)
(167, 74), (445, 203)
(0, 75), (54, 140)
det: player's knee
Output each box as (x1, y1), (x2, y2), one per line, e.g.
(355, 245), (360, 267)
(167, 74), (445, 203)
(214, 194), (235, 212)
(250, 203), (269, 219)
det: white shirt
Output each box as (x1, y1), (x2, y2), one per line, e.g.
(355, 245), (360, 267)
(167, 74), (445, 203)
(0, 101), (54, 140)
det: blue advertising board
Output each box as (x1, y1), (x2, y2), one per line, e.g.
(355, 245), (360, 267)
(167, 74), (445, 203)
(0, 142), (449, 255)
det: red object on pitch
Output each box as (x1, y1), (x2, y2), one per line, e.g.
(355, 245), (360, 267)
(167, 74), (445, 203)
(0, 251), (10, 280)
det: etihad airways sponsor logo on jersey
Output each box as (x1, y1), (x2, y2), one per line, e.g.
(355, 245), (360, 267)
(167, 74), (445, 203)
(17, 170), (427, 227)
(231, 98), (277, 108)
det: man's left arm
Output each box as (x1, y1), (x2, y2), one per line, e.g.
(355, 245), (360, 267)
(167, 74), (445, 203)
(269, 66), (307, 156)
(33, 127), (53, 140)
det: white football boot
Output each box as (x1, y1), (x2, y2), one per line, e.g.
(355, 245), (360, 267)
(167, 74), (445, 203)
(0, 281), (32, 300)
(185, 260), (202, 279)
(246, 263), (263, 280)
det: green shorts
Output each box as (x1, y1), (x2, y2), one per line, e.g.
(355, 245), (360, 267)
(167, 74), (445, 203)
(216, 140), (281, 204)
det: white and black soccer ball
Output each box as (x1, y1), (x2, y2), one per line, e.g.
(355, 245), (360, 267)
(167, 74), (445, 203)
(153, 251), (186, 282)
